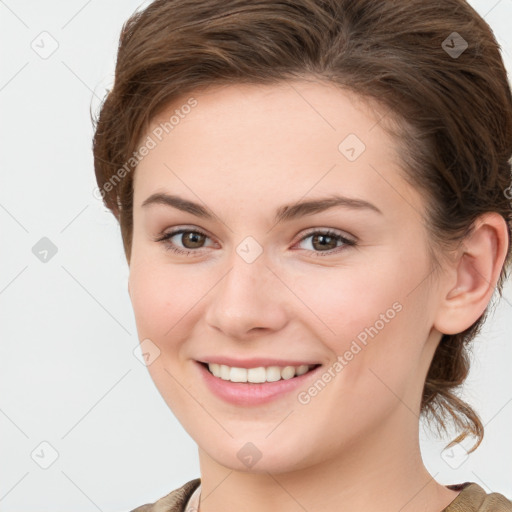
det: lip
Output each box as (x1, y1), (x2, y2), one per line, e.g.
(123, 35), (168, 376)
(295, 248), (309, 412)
(195, 360), (323, 406)
(196, 356), (320, 368)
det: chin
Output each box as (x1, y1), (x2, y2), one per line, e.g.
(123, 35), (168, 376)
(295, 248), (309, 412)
(199, 435), (321, 475)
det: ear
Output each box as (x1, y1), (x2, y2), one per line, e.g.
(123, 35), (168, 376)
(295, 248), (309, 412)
(433, 212), (509, 335)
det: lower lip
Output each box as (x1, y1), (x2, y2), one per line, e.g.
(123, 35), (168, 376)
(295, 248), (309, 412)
(195, 361), (323, 406)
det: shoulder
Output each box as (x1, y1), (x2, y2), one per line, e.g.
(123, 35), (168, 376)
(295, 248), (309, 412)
(445, 482), (512, 512)
(129, 478), (201, 512)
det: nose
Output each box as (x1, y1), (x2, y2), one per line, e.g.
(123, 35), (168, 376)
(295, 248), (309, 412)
(204, 251), (289, 340)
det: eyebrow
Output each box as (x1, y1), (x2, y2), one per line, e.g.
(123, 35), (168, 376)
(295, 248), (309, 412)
(141, 192), (382, 223)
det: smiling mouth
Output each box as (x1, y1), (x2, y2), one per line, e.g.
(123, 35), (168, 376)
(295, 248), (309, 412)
(199, 361), (322, 384)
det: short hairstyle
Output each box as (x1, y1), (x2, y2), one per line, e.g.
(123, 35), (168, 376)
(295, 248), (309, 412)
(92, 0), (512, 452)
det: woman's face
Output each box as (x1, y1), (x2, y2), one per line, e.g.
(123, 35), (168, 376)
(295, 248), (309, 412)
(128, 80), (446, 472)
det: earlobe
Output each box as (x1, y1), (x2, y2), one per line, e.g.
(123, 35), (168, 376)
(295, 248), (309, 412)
(433, 212), (509, 335)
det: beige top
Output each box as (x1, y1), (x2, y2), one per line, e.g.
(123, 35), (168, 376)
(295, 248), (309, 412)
(131, 479), (512, 512)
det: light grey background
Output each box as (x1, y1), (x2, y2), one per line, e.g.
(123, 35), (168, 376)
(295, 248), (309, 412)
(0, 1), (511, 510)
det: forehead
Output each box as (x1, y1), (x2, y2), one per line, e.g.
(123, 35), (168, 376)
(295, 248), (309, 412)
(146, 80), (387, 145)
(132, 80), (422, 221)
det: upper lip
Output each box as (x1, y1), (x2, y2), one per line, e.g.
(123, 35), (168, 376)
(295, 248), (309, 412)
(197, 357), (321, 368)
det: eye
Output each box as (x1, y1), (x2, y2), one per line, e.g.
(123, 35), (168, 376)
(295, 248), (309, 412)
(154, 227), (357, 257)
(294, 229), (356, 256)
(154, 228), (214, 257)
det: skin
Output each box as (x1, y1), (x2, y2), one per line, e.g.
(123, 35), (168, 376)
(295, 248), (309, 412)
(127, 80), (508, 512)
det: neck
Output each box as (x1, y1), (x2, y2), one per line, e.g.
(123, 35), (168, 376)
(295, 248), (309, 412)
(196, 410), (460, 512)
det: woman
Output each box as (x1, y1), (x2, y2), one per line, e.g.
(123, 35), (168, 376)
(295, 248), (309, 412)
(92, 0), (512, 511)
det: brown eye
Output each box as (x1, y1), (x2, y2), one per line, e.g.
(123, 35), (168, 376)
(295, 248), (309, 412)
(155, 228), (213, 256)
(180, 231), (207, 249)
(310, 233), (339, 251)
(296, 229), (357, 256)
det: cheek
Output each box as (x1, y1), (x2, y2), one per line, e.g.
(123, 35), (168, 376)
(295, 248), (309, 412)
(291, 264), (406, 343)
(128, 262), (203, 411)
(291, 259), (429, 396)
(128, 259), (200, 343)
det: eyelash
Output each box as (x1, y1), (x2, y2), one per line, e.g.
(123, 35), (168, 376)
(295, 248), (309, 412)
(154, 227), (357, 257)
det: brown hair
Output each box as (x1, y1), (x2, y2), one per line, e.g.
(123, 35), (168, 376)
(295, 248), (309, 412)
(92, 0), (512, 452)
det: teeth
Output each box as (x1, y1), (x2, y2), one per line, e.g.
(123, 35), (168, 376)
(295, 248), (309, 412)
(207, 363), (313, 383)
